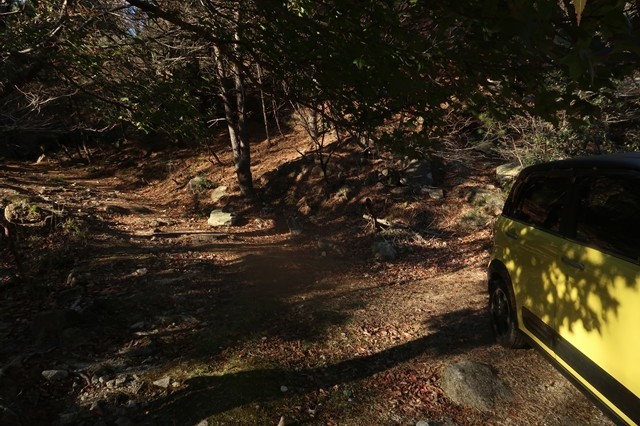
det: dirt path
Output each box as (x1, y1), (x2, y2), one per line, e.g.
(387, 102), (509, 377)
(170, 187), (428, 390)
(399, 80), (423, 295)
(0, 143), (614, 425)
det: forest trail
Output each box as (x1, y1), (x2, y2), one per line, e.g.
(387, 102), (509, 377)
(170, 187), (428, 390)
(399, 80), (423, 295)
(0, 134), (613, 425)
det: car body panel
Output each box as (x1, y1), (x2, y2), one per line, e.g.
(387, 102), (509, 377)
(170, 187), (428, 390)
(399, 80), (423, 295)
(493, 216), (561, 357)
(556, 244), (640, 425)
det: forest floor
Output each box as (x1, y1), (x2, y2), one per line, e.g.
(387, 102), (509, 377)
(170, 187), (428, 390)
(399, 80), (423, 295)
(0, 128), (614, 425)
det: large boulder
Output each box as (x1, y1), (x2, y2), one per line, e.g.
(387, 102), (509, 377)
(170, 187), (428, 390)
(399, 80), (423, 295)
(440, 360), (513, 412)
(496, 163), (523, 184)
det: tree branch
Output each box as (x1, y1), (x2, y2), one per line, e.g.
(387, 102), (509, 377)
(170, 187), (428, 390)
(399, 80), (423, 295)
(124, 0), (232, 46)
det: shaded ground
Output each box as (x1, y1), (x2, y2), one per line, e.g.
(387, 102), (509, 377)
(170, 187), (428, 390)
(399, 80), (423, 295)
(0, 132), (613, 425)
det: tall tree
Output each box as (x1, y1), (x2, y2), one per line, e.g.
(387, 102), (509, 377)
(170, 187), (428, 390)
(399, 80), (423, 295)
(3, 0), (640, 191)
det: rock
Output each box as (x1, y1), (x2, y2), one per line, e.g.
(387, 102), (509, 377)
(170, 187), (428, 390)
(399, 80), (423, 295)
(104, 204), (130, 214)
(473, 140), (497, 155)
(187, 176), (213, 194)
(421, 187), (444, 200)
(130, 322), (145, 331)
(440, 360), (513, 412)
(317, 239), (343, 256)
(153, 377), (171, 389)
(4, 200), (45, 224)
(404, 158), (435, 187)
(464, 187), (492, 204)
(42, 369), (69, 381)
(150, 218), (175, 227)
(390, 187), (409, 195)
(91, 374), (100, 385)
(416, 421), (430, 426)
(286, 216), (303, 235)
(207, 209), (236, 227)
(372, 240), (396, 261)
(496, 163), (523, 184)
(210, 185), (228, 202)
(280, 385), (288, 392)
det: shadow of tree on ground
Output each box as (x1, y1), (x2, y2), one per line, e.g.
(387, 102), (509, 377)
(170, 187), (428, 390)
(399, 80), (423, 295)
(137, 308), (491, 425)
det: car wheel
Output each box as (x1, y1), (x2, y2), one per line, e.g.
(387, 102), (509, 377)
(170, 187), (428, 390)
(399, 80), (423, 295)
(489, 276), (526, 349)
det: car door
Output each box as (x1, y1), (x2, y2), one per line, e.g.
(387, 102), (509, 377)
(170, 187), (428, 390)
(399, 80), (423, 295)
(554, 172), (640, 424)
(499, 171), (574, 355)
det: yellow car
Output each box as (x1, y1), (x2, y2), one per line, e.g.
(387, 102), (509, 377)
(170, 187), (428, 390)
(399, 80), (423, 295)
(488, 153), (640, 425)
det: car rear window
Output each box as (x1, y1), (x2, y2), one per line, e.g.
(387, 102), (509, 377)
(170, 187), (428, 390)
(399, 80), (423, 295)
(575, 175), (640, 262)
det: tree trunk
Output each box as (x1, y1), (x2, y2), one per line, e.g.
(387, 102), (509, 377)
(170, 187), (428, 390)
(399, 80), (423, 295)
(232, 55), (253, 196)
(212, 43), (254, 197)
(256, 64), (271, 144)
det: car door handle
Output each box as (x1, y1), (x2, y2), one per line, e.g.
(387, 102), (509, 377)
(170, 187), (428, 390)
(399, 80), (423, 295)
(561, 256), (585, 271)
(505, 230), (519, 240)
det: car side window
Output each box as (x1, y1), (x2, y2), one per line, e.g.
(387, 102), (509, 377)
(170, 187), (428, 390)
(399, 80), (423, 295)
(575, 175), (640, 262)
(510, 176), (570, 232)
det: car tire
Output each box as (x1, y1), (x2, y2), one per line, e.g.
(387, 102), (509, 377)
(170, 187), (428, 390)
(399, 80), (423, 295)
(489, 275), (527, 349)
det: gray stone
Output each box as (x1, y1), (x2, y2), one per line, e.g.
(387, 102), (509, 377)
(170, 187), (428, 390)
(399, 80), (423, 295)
(372, 240), (397, 261)
(42, 369), (69, 381)
(210, 185), (228, 202)
(390, 187), (409, 195)
(421, 187), (444, 200)
(153, 376), (171, 389)
(187, 176), (212, 194)
(404, 158), (435, 187)
(440, 360), (513, 412)
(207, 209), (235, 227)
(416, 421), (430, 426)
(496, 163), (523, 183)
(150, 218), (175, 227)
